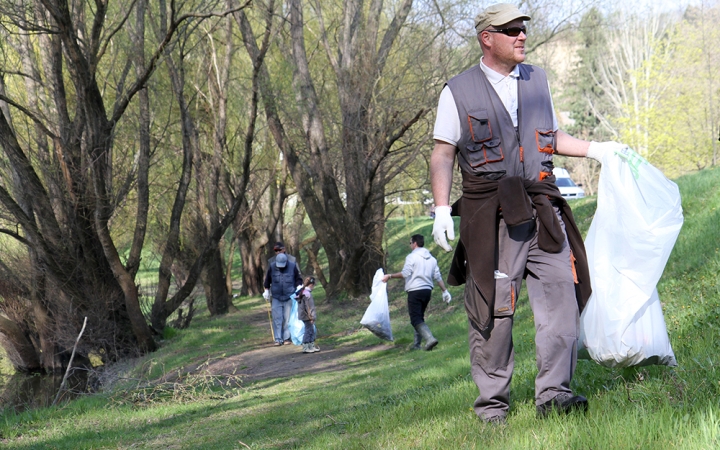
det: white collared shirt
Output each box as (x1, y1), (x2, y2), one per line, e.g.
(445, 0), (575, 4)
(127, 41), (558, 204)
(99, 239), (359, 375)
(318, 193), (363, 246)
(481, 59), (521, 127)
(433, 58), (558, 146)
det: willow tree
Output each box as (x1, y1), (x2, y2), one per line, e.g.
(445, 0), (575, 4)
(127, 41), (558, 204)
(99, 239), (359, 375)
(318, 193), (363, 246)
(0, 0), (247, 372)
(148, 0), (274, 329)
(236, 0), (452, 297)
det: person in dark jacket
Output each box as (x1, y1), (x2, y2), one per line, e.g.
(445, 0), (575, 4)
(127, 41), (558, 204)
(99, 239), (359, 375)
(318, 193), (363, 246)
(429, 3), (628, 423)
(297, 276), (319, 353)
(263, 253), (302, 346)
(267, 241), (299, 269)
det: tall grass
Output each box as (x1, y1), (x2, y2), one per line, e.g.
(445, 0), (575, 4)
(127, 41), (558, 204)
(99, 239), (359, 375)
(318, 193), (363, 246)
(1, 168), (719, 449)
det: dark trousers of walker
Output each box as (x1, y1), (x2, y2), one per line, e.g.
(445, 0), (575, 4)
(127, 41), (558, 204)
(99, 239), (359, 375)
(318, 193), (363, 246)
(407, 288), (432, 327)
(467, 206), (580, 421)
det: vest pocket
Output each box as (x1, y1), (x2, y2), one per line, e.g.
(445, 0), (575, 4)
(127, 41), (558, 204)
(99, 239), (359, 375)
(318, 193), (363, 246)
(535, 129), (555, 154)
(466, 137), (504, 168)
(467, 109), (492, 142)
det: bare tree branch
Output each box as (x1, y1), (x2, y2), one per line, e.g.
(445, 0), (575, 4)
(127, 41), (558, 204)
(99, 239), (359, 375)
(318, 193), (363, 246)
(110, 0), (252, 125)
(0, 93), (58, 140)
(0, 228), (30, 246)
(95, 0), (138, 64)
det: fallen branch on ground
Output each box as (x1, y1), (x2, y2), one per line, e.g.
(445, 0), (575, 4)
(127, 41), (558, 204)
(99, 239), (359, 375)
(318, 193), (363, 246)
(52, 317), (88, 406)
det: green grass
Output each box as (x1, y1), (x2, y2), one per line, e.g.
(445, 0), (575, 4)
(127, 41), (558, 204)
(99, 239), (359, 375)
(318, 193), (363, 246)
(1, 168), (720, 448)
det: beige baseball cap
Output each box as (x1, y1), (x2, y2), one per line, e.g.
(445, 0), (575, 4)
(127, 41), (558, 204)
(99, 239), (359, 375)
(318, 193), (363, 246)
(475, 3), (531, 33)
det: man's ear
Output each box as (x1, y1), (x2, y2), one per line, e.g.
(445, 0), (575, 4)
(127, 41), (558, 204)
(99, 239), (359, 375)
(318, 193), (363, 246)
(479, 30), (496, 51)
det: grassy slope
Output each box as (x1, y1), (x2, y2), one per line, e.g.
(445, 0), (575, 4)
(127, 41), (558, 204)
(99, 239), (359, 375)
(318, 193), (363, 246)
(1, 168), (719, 449)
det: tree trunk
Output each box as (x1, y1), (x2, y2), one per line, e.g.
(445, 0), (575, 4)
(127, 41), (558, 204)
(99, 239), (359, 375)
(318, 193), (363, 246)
(149, 27), (198, 332)
(225, 237), (237, 296)
(202, 247), (230, 316)
(126, 0), (151, 279)
(0, 315), (41, 373)
(237, 229), (267, 296)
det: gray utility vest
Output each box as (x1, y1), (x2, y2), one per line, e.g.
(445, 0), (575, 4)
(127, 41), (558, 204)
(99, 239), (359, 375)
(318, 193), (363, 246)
(446, 64), (555, 181)
(270, 261), (297, 301)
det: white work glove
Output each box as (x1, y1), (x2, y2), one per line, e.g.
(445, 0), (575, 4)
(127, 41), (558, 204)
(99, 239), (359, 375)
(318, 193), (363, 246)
(587, 141), (627, 162)
(432, 205), (455, 252)
(442, 290), (452, 304)
(262, 289), (270, 301)
(294, 284), (304, 296)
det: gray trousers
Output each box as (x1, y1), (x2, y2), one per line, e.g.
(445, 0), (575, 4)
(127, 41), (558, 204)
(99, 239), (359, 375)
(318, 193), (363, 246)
(468, 207), (579, 420)
(271, 298), (292, 342)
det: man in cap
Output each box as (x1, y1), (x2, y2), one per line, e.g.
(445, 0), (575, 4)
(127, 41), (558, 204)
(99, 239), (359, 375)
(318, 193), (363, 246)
(263, 250), (302, 345)
(429, 3), (627, 423)
(268, 241), (298, 267)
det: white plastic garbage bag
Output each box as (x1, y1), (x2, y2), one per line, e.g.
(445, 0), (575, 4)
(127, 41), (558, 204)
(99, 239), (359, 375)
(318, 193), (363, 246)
(579, 147), (683, 368)
(288, 295), (305, 345)
(360, 269), (394, 341)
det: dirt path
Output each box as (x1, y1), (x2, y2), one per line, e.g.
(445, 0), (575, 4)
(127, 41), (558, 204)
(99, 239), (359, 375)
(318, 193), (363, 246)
(191, 308), (394, 384)
(203, 339), (391, 384)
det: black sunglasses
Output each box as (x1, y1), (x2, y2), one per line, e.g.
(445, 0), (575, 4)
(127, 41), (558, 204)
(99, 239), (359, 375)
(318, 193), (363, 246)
(486, 26), (527, 37)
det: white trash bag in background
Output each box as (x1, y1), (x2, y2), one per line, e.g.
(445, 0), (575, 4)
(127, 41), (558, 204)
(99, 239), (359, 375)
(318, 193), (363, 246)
(579, 147), (683, 368)
(288, 295), (305, 345)
(360, 269), (394, 341)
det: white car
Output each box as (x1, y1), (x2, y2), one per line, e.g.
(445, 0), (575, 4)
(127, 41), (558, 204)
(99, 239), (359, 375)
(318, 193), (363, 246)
(552, 168), (585, 199)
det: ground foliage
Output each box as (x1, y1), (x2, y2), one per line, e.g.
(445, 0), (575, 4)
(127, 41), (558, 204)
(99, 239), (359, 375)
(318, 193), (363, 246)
(0, 166), (718, 448)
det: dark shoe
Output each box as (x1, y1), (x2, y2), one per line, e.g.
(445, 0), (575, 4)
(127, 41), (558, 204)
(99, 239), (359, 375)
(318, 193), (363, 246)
(414, 322), (438, 351)
(274, 341), (283, 346)
(481, 415), (507, 426)
(283, 339), (292, 345)
(537, 393), (588, 417)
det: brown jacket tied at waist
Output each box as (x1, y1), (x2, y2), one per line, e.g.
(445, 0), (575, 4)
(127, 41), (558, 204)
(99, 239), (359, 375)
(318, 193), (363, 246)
(448, 174), (591, 331)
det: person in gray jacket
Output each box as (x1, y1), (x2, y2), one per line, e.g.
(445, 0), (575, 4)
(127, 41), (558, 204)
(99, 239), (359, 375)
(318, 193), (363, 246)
(382, 234), (451, 350)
